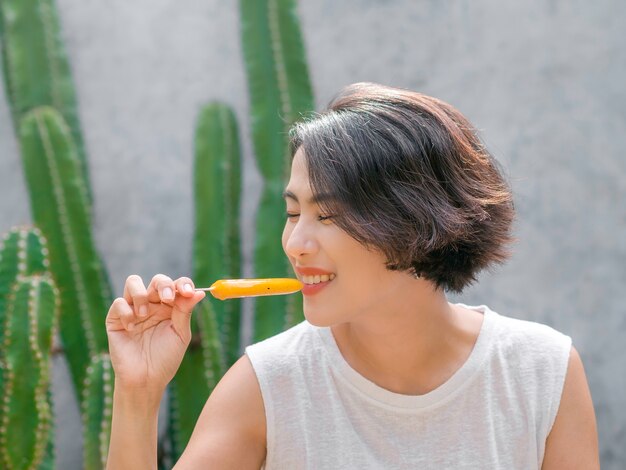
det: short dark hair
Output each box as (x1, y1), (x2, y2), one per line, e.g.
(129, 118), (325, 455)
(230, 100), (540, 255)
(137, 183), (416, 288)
(289, 82), (516, 294)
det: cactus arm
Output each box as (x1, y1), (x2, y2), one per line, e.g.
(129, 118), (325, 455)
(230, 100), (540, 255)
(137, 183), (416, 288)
(0, 0), (91, 200)
(240, 0), (312, 341)
(0, 227), (49, 363)
(0, 276), (57, 470)
(240, 0), (314, 178)
(240, 0), (284, 176)
(0, 229), (55, 470)
(82, 353), (113, 470)
(193, 103), (242, 364)
(19, 106), (112, 395)
(169, 102), (242, 459)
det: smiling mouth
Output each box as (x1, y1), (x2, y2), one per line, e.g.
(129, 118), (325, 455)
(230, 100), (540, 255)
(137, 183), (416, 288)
(301, 273), (336, 285)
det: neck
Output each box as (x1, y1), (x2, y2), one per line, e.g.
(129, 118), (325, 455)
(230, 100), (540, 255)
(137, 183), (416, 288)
(331, 279), (481, 395)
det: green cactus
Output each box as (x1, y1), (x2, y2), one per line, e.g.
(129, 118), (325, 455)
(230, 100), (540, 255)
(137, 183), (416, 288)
(0, 0), (92, 202)
(82, 353), (113, 470)
(0, 227), (55, 470)
(0, 275), (59, 470)
(18, 106), (113, 398)
(240, 0), (313, 341)
(168, 103), (241, 460)
(0, 227), (48, 346)
(0, 227), (49, 403)
(193, 103), (242, 365)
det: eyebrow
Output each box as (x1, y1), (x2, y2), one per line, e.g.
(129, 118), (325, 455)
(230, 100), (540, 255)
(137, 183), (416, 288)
(282, 189), (336, 205)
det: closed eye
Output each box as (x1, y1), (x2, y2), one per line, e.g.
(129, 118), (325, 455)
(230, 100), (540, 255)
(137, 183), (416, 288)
(286, 213), (334, 223)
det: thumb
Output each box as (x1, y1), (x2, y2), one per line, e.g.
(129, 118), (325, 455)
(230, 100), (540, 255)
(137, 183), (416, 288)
(171, 291), (206, 343)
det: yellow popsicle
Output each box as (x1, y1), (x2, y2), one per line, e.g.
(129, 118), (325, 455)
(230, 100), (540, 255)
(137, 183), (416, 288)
(197, 278), (303, 300)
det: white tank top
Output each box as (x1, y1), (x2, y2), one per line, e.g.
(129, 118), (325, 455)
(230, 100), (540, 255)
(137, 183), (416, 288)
(245, 303), (572, 469)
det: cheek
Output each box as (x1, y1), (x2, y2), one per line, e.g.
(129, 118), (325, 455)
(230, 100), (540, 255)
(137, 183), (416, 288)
(281, 222), (292, 254)
(340, 248), (391, 294)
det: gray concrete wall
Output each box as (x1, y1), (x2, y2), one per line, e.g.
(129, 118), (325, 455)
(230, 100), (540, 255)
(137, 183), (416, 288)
(0, 0), (624, 468)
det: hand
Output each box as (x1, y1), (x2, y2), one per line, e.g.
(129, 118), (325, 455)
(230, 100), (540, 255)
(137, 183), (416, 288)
(105, 274), (206, 392)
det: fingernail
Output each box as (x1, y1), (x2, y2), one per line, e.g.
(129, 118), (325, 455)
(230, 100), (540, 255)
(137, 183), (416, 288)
(183, 283), (193, 293)
(162, 287), (173, 300)
(127, 322), (135, 331)
(139, 305), (148, 317)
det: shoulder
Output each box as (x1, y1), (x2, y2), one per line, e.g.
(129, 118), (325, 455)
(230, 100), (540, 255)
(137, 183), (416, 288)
(245, 320), (321, 369)
(486, 309), (572, 396)
(481, 307), (582, 441)
(487, 308), (572, 366)
(244, 320), (325, 402)
(247, 320), (318, 352)
(541, 345), (599, 468)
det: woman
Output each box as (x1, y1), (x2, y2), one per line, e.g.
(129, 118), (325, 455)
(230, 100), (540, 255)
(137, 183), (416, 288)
(106, 83), (599, 469)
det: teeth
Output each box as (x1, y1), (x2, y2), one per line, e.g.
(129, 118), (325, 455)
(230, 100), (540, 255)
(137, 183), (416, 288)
(302, 273), (335, 284)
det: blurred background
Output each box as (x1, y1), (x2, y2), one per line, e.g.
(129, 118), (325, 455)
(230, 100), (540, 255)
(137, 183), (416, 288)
(0, 0), (624, 468)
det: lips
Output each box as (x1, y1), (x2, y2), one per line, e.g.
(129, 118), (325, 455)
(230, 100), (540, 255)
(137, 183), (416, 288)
(295, 266), (334, 276)
(294, 266), (335, 296)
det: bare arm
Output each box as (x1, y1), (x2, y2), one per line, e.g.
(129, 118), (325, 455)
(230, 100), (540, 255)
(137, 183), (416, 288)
(174, 354), (266, 469)
(107, 384), (162, 469)
(542, 346), (599, 469)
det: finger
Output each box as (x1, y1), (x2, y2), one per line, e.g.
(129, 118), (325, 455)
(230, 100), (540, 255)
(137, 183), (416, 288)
(170, 290), (205, 343)
(174, 277), (195, 298)
(147, 274), (176, 305)
(123, 274), (149, 318)
(107, 297), (137, 332)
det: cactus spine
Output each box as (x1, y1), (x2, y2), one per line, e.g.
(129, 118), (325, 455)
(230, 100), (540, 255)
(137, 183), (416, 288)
(0, 0), (91, 201)
(168, 103), (240, 460)
(82, 353), (114, 470)
(0, 274), (59, 470)
(18, 106), (112, 397)
(240, 0), (313, 341)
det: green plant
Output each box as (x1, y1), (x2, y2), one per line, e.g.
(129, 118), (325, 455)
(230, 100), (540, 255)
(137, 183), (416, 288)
(0, 0), (91, 201)
(0, 227), (51, 413)
(192, 103), (243, 366)
(1, 3), (115, 464)
(0, 227), (59, 470)
(240, 0), (314, 342)
(19, 106), (113, 398)
(168, 103), (241, 461)
(0, 0), (113, 401)
(0, 228), (48, 345)
(81, 353), (114, 470)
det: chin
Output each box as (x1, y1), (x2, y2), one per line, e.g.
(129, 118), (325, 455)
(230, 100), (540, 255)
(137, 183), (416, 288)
(302, 306), (338, 328)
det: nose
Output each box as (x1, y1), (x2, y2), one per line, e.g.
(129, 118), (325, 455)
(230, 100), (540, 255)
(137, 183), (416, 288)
(283, 218), (319, 259)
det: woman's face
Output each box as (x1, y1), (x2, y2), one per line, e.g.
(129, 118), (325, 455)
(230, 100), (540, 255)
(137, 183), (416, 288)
(282, 148), (412, 327)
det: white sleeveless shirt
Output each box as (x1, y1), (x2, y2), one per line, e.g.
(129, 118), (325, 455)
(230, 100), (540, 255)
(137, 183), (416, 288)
(245, 304), (572, 469)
